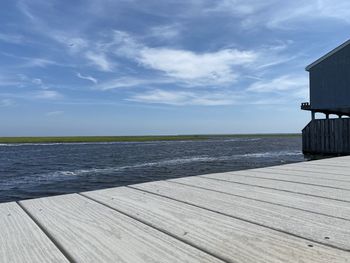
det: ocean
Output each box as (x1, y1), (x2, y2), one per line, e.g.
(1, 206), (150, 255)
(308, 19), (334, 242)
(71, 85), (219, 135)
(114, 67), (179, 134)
(0, 136), (306, 203)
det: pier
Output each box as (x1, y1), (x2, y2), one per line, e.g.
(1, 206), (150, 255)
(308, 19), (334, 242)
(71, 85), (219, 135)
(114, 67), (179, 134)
(2, 156), (350, 262)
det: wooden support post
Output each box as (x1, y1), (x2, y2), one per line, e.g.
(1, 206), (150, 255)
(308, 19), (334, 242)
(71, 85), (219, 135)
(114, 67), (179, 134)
(325, 113), (329, 119)
(311, 111), (315, 120)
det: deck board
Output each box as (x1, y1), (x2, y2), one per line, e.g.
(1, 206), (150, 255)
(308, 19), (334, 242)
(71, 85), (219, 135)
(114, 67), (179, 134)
(225, 169), (350, 190)
(199, 171), (350, 202)
(255, 167), (350, 182)
(171, 176), (350, 220)
(0, 202), (68, 263)
(84, 186), (350, 263)
(133, 180), (350, 250)
(269, 162), (350, 176)
(20, 194), (221, 263)
(2, 155), (350, 262)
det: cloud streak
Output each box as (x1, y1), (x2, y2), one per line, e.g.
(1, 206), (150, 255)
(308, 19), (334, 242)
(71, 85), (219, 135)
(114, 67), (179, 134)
(76, 73), (98, 84)
(0, 99), (15, 107)
(128, 89), (240, 106)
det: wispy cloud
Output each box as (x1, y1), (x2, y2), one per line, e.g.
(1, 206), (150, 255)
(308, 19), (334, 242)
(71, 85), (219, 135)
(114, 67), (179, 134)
(33, 90), (62, 99)
(46, 110), (64, 116)
(2, 52), (68, 68)
(0, 33), (24, 44)
(148, 24), (182, 40)
(0, 99), (15, 107)
(138, 48), (257, 85)
(109, 31), (260, 86)
(94, 76), (171, 90)
(76, 72), (98, 84)
(85, 51), (113, 71)
(265, 1), (350, 29)
(205, 0), (271, 17)
(0, 76), (22, 87)
(32, 78), (42, 85)
(128, 89), (240, 106)
(248, 74), (308, 99)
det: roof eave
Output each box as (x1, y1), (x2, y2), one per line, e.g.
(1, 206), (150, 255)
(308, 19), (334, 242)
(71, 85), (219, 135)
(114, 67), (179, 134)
(305, 39), (350, 72)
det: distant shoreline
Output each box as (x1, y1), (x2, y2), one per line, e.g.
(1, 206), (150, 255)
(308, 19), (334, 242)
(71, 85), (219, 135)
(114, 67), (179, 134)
(0, 134), (301, 144)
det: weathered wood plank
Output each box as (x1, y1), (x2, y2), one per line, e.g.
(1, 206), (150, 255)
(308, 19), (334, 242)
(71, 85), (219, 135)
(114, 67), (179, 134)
(0, 202), (68, 263)
(225, 169), (350, 190)
(133, 180), (350, 250)
(20, 194), (222, 263)
(199, 171), (350, 202)
(269, 162), (350, 176)
(174, 174), (350, 220)
(84, 186), (350, 263)
(255, 167), (350, 183)
(306, 161), (350, 169)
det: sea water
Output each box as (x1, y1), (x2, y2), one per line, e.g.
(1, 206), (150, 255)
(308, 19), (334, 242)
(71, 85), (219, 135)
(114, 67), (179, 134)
(0, 136), (305, 203)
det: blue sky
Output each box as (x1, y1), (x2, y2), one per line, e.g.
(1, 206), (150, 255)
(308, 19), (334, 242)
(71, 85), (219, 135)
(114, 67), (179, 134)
(0, 0), (349, 136)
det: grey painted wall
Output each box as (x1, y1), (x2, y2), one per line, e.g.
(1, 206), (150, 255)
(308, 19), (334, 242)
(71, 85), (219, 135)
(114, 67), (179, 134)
(309, 44), (350, 112)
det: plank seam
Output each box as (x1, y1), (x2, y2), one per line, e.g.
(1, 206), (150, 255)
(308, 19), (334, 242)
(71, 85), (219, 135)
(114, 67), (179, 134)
(128, 185), (350, 252)
(252, 169), (350, 183)
(17, 201), (77, 263)
(303, 163), (350, 169)
(270, 167), (350, 177)
(221, 172), (350, 191)
(78, 193), (231, 263)
(169, 180), (350, 222)
(199, 176), (350, 203)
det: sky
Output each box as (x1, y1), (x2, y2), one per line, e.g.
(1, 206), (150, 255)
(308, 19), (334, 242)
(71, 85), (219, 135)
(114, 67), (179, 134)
(0, 0), (349, 136)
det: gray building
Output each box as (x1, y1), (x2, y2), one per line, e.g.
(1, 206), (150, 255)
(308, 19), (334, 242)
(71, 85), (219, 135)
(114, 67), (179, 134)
(302, 40), (350, 118)
(302, 40), (350, 154)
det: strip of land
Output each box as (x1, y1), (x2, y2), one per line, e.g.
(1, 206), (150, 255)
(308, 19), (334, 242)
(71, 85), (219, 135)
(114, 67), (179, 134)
(0, 134), (300, 144)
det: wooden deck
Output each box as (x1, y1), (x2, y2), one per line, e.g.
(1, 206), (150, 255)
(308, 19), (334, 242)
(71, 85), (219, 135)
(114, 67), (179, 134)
(2, 156), (350, 262)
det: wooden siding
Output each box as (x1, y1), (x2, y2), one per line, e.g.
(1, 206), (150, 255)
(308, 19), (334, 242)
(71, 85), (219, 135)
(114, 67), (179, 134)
(302, 118), (350, 154)
(309, 43), (350, 112)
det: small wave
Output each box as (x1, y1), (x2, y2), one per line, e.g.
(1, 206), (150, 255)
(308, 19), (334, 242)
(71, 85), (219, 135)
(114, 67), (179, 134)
(31, 151), (302, 179)
(0, 150), (303, 190)
(27, 156), (218, 180)
(221, 138), (262, 142)
(240, 151), (302, 158)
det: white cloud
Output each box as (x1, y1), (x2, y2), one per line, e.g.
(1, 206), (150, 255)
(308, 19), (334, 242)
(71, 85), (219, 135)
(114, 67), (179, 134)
(0, 74), (45, 88)
(138, 48), (257, 85)
(128, 89), (239, 106)
(205, 0), (271, 16)
(248, 75), (308, 99)
(94, 77), (171, 90)
(0, 76), (21, 87)
(148, 24), (182, 40)
(32, 78), (42, 85)
(202, 0), (350, 29)
(53, 34), (89, 54)
(24, 58), (61, 68)
(112, 30), (142, 58)
(46, 110), (64, 116)
(0, 99), (15, 107)
(76, 73), (98, 84)
(34, 90), (62, 99)
(265, 0), (350, 29)
(85, 51), (113, 71)
(0, 33), (24, 44)
(109, 31), (259, 86)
